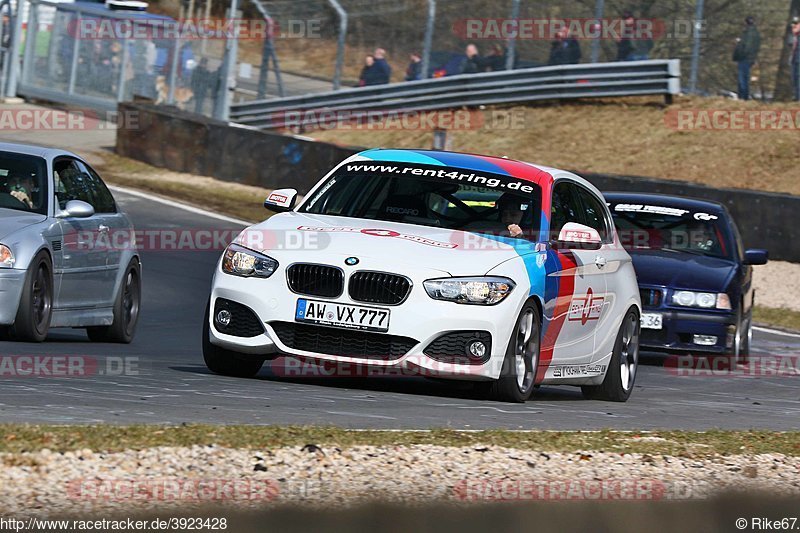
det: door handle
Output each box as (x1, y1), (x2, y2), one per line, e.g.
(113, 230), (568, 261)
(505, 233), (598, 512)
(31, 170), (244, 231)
(98, 225), (110, 233)
(595, 256), (607, 269)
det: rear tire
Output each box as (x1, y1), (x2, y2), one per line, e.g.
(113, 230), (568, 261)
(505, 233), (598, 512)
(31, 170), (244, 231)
(87, 259), (141, 343)
(483, 301), (540, 403)
(202, 298), (264, 378)
(10, 252), (53, 342)
(582, 308), (640, 402)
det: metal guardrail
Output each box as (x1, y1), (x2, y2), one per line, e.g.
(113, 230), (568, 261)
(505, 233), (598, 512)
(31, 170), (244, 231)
(230, 59), (681, 130)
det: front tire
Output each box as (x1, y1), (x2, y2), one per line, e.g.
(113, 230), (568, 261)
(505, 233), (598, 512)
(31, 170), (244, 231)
(734, 304), (752, 365)
(582, 308), (639, 402)
(202, 298), (264, 378)
(11, 252), (53, 342)
(87, 259), (141, 343)
(484, 301), (541, 403)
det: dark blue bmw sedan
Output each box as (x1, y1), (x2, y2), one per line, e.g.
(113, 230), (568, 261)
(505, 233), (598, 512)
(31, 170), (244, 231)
(605, 193), (768, 362)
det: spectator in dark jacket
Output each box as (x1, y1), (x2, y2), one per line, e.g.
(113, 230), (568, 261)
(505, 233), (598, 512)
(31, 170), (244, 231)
(359, 55), (385, 86)
(733, 16), (761, 100)
(372, 48), (392, 84)
(486, 44), (507, 71)
(548, 29), (581, 65)
(789, 17), (800, 101)
(616, 11), (654, 61)
(461, 43), (487, 74)
(405, 52), (422, 81)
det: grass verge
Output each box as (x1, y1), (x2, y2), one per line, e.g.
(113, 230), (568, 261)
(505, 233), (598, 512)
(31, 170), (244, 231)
(754, 306), (800, 333)
(0, 425), (798, 457)
(94, 153), (268, 223)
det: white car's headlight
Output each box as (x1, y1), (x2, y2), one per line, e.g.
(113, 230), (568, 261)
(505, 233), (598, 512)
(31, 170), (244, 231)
(423, 277), (515, 305)
(221, 243), (278, 278)
(0, 244), (14, 268)
(672, 290), (731, 310)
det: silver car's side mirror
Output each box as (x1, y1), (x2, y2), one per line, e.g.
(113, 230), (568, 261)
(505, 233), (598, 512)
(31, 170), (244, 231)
(57, 199), (95, 218)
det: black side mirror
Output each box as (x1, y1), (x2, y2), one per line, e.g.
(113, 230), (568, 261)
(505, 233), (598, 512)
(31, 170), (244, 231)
(743, 249), (768, 265)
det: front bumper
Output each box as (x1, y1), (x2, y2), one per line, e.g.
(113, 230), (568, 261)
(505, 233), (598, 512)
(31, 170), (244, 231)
(640, 308), (736, 354)
(207, 258), (524, 380)
(0, 269), (26, 325)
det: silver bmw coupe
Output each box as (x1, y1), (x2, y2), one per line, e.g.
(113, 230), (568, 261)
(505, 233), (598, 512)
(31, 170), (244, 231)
(0, 142), (141, 342)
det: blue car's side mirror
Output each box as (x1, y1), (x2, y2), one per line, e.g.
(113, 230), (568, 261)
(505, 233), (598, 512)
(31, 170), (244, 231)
(744, 249), (768, 265)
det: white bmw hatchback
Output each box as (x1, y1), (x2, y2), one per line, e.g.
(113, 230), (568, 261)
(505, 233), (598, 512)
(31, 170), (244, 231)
(204, 149), (641, 402)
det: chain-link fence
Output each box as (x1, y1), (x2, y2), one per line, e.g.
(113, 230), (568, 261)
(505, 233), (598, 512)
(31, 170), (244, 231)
(16, 0), (227, 116)
(7, 0), (800, 119)
(251, 0), (797, 101)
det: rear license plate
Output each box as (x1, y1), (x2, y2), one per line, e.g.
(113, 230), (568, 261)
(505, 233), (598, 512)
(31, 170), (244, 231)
(295, 299), (390, 332)
(641, 313), (663, 330)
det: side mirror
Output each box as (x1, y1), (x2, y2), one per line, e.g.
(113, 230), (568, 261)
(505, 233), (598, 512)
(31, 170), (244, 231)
(743, 249), (768, 265)
(264, 188), (298, 212)
(551, 222), (602, 251)
(57, 199), (95, 218)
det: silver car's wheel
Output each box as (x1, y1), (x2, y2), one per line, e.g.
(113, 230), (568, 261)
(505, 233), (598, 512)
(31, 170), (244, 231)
(87, 259), (141, 344)
(11, 252), (53, 342)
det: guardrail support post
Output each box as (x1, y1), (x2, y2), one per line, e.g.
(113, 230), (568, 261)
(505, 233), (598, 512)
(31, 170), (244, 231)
(328, 0), (347, 90)
(505, 0), (520, 70)
(421, 0), (435, 79)
(67, 12), (82, 95)
(590, 0), (605, 63)
(688, 0), (704, 94)
(214, 0), (240, 120)
(5, 0), (25, 97)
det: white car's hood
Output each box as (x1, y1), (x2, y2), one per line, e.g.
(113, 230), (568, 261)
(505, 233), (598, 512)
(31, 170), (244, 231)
(237, 212), (529, 277)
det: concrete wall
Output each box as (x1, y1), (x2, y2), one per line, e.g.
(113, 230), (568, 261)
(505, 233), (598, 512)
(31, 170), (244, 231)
(116, 102), (358, 192)
(116, 103), (799, 262)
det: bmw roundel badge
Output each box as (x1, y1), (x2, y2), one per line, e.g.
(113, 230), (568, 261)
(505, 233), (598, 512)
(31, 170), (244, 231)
(345, 257), (359, 266)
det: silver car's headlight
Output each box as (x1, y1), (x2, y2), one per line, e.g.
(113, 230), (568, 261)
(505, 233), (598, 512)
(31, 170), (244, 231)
(423, 277), (515, 305)
(221, 243), (278, 278)
(0, 244), (14, 268)
(672, 290), (731, 310)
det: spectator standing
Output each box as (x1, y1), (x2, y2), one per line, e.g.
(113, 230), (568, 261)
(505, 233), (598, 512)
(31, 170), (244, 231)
(548, 29), (581, 65)
(461, 43), (487, 74)
(789, 17), (800, 101)
(359, 55), (384, 86)
(405, 52), (422, 81)
(485, 44), (507, 71)
(191, 58), (218, 114)
(616, 11), (653, 61)
(733, 16), (761, 101)
(372, 48), (392, 84)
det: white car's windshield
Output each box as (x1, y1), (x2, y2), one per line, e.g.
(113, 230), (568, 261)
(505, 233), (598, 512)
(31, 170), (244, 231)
(0, 152), (48, 215)
(301, 163), (542, 240)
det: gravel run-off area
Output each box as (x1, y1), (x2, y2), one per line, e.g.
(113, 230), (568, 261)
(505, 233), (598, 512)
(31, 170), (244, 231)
(2, 445), (799, 516)
(753, 261), (800, 312)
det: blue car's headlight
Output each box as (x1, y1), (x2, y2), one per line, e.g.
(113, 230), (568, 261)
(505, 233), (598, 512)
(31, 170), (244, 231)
(672, 290), (731, 310)
(423, 277), (515, 305)
(221, 243), (278, 278)
(0, 244), (14, 268)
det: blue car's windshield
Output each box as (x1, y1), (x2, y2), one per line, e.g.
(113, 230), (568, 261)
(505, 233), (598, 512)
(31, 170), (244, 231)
(0, 152), (48, 215)
(609, 202), (734, 260)
(301, 163), (542, 240)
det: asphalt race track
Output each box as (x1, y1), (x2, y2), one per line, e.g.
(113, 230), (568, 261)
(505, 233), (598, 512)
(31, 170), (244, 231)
(0, 190), (798, 430)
